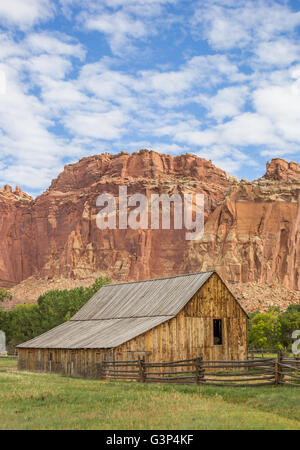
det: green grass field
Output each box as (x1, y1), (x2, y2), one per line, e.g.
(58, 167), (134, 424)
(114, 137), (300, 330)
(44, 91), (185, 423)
(0, 358), (300, 430)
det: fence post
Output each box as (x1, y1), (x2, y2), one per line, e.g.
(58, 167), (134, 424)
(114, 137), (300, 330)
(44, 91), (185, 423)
(138, 356), (146, 383)
(278, 351), (283, 385)
(275, 351), (283, 386)
(195, 355), (204, 385)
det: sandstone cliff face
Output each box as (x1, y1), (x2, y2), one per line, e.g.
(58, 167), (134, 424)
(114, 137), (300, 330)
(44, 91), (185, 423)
(191, 178), (300, 290)
(0, 150), (235, 285)
(0, 185), (32, 287)
(1, 150), (300, 305)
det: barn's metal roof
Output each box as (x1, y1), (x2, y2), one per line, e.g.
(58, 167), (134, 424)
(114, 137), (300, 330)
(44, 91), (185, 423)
(17, 316), (171, 349)
(18, 271), (214, 349)
(72, 271), (214, 320)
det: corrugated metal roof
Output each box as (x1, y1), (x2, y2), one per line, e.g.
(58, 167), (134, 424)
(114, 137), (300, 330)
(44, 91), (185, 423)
(17, 316), (171, 349)
(18, 271), (214, 349)
(72, 271), (213, 320)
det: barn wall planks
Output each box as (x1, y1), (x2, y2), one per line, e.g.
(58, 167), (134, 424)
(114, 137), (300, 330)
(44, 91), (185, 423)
(114, 273), (248, 363)
(18, 348), (108, 377)
(18, 273), (248, 377)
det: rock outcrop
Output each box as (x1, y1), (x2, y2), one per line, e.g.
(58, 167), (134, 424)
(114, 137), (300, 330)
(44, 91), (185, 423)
(263, 158), (300, 181)
(1, 151), (300, 310)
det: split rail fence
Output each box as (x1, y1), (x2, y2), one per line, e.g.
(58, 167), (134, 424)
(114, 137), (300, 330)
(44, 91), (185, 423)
(98, 354), (300, 387)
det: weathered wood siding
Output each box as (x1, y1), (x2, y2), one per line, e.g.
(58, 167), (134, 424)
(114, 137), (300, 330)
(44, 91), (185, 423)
(18, 348), (108, 378)
(114, 273), (248, 363)
(18, 273), (248, 377)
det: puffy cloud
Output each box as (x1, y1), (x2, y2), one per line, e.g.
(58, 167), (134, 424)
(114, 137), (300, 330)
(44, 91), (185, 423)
(253, 81), (300, 143)
(25, 33), (86, 60)
(64, 110), (129, 140)
(0, 0), (54, 29)
(195, 144), (256, 175)
(254, 39), (300, 67)
(196, 85), (249, 121)
(193, 0), (300, 50)
(0, 70), (6, 95)
(83, 8), (152, 54)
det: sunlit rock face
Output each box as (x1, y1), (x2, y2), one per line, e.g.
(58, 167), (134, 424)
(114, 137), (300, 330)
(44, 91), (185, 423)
(1, 151), (300, 302)
(263, 158), (300, 181)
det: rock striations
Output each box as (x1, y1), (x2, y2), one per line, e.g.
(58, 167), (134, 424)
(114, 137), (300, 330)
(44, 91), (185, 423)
(1, 150), (300, 311)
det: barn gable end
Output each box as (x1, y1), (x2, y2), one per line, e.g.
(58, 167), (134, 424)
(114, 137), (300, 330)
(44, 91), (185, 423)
(113, 273), (248, 363)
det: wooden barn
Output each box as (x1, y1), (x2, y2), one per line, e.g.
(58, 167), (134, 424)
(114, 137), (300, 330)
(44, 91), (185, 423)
(17, 271), (248, 377)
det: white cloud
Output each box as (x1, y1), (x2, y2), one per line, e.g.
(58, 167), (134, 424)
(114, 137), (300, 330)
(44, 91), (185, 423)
(78, 0), (178, 54)
(137, 55), (243, 97)
(0, 70), (6, 95)
(64, 110), (129, 140)
(196, 86), (249, 121)
(155, 111), (286, 150)
(25, 33), (85, 59)
(218, 112), (278, 147)
(84, 10), (148, 54)
(78, 63), (133, 101)
(0, 33), (26, 59)
(195, 144), (255, 175)
(38, 78), (88, 109)
(193, 0), (300, 50)
(28, 55), (72, 79)
(253, 81), (300, 143)
(0, 34), (83, 191)
(254, 39), (300, 67)
(0, 164), (63, 190)
(0, 0), (54, 29)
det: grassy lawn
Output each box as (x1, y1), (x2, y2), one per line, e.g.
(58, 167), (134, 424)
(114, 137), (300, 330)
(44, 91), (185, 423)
(0, 357), (18, 371)
(0, 359), (300, 430)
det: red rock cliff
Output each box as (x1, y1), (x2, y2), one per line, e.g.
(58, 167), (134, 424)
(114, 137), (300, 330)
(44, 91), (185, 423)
(0, 151), (299, 293)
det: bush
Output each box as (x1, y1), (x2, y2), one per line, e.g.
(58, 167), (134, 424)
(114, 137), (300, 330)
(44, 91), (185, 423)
(248, 306), (300, 351)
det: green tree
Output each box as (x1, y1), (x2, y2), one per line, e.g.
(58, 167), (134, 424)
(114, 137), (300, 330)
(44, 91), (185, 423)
(0, 289), (12, 303)
(248, 308), (282, 350)
(278, 310), (300, 350)
(3, 303), (41, 347)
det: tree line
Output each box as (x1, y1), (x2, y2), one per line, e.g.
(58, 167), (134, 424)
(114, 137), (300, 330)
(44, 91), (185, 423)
(0, 277), (110, 351)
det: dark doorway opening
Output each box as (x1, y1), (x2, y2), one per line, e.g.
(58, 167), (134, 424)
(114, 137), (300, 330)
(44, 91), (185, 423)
(213, 319), (222, 345)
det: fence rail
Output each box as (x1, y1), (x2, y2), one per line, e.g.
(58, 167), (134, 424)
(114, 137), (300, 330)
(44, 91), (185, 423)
(248, 349), (295, 358)
(277, 355), (300, 387)
(99, 354), (300, 387)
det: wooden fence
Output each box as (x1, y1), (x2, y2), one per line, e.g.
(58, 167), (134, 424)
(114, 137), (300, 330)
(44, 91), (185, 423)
(277, 355), (300, 387)
(0, 354), (18, 359)
(248, 348), (295, 359)
(98, 355), (300, 387)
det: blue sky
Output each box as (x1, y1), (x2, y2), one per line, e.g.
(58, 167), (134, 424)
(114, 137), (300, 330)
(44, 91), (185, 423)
(1, 0), (300, 196)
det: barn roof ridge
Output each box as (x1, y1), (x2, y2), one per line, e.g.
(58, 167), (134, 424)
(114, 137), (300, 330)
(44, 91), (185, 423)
(101, 270), (215, 288)
(70, 314), (174, 321)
